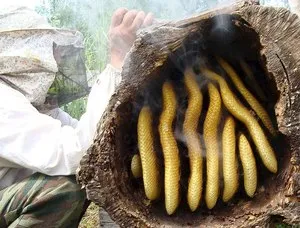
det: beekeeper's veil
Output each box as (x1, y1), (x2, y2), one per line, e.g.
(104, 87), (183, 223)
(0, 6), (89, 110)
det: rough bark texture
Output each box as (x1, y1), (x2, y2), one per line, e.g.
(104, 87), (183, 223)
(78, 1), (300, 227)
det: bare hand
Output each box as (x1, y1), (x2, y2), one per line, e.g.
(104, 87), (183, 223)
(109, 8), (154, 70)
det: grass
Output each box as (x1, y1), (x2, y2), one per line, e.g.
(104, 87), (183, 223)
(79, 203), (100, 228)
(78, 204), (297, 227)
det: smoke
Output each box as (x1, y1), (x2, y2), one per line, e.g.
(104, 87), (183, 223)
(262, 0), (290, 7)
(29, 0), (293, 107)
(33, 0), (293, 70)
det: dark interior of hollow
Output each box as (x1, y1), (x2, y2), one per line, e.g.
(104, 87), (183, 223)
(114, 14), (289, 225)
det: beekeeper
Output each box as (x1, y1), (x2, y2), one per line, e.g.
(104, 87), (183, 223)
(0, 6), (153, 227)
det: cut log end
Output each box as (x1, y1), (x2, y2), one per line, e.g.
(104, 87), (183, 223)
(77, 3), (300, 227)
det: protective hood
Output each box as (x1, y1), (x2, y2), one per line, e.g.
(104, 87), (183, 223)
(0, 6), (89, 109)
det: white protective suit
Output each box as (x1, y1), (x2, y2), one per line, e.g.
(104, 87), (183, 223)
(0, 7), (121, 190)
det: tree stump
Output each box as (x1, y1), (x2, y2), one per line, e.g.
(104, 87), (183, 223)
(78, 1), (300, 227)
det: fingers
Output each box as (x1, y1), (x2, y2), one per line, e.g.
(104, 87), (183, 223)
(109, 9), (154, 70)
(143, 12), (154, 27)
(131, 11), (154, 31)
(113, 9), (154, 31)
(111, 8), (128, 28)
(123, 9), (138, 27)
(131, 11), (146, 31)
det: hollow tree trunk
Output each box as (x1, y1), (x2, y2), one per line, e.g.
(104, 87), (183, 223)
(77, 1), (300, 227)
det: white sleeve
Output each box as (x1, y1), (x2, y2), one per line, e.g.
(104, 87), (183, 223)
(76, 64), (122, 152)
(0, 64), (121, 175)
(46, 108), (79, 128)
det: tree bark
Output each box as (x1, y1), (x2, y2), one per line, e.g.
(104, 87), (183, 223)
(78, 1), (300, 227)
